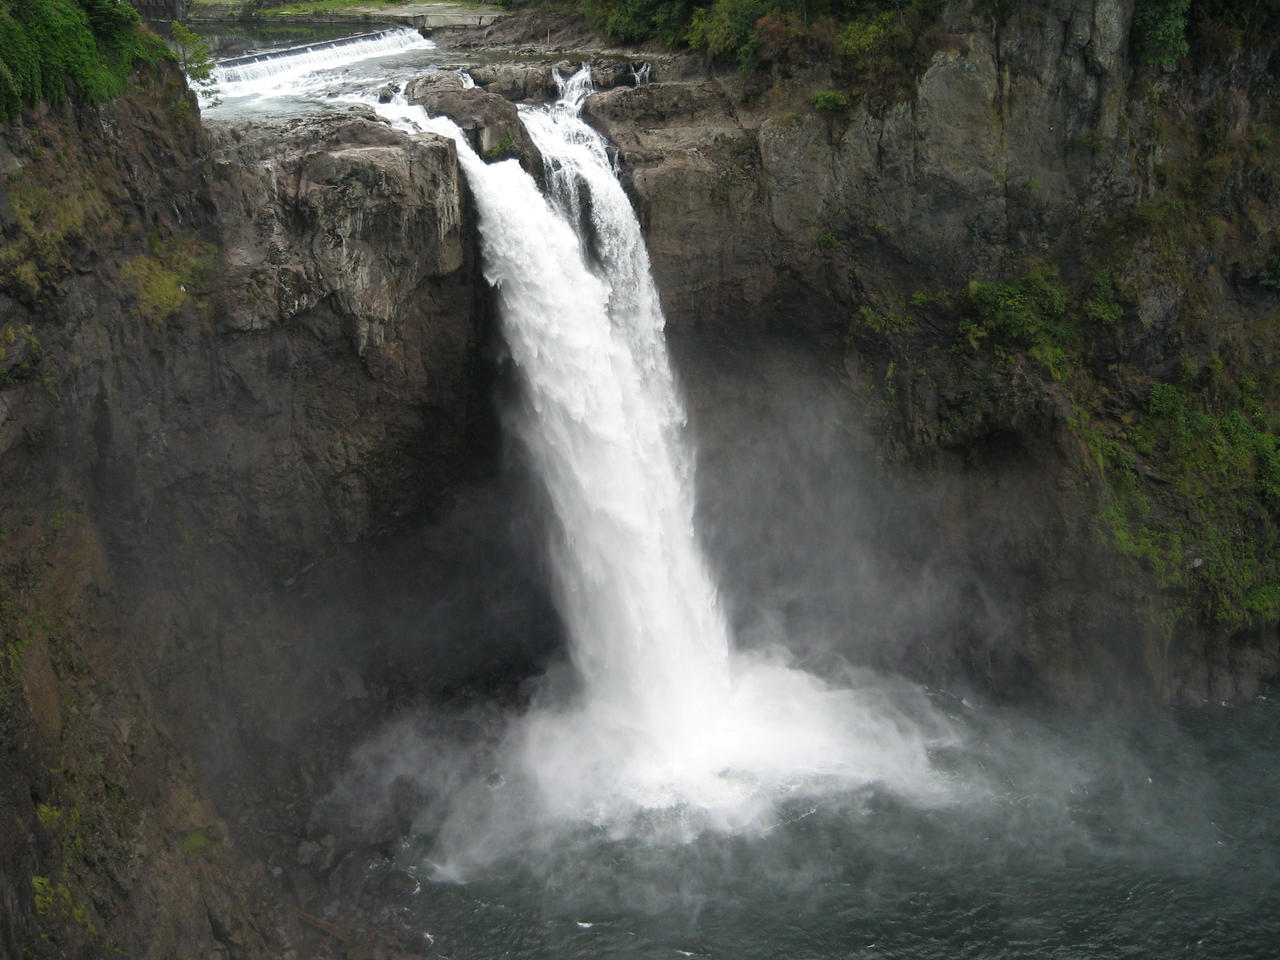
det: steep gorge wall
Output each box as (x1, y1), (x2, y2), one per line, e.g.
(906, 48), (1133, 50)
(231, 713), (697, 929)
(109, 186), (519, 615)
(0, 66), (486, 957)
(5, 3), (1280, 950)
(582, 0), (1280, 703)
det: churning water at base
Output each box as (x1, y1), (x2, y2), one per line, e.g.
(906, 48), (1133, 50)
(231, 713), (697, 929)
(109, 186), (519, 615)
(376, 71), (954, 855)
(337, 691), (1280, 959)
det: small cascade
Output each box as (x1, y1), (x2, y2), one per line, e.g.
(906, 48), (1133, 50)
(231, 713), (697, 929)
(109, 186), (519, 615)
(212, 28), (434, 99)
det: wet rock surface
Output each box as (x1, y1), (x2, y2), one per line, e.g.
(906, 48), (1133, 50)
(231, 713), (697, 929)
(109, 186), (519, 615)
(0, 63), (505, 959)
(405, 71), (544, 172)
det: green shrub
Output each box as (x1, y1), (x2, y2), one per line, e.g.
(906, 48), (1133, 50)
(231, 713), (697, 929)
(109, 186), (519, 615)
(960, 269), (1075, 378)
(1082, 271), (1124, 324)
(1146, 380), (1187, 419)
(171, 20), (219, 105)
(0, 0), (168, 120)
(1258, 254), (1280, 290)
(1132, 0), (1190, 67)
(686, 0), (770, 66)
(836, 8), (893, 59)
(584, 0), (699, 44)
(811, 89), (848, 112)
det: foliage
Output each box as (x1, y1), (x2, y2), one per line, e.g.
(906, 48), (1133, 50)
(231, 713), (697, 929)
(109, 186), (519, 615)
(170, 20), (219, 106)
(1132, 0), (1280, 68)
(0, 0), (169, 120)
(1258, 254), (1280, 290)
(1090, 371), (1280, 634)
(810, 89), (848, 112)
(685, 0), (771, 65)
(583, 0), (699, 44)
(1082, 272), (1123, 325)
(959, 269), (1076, 379)
(835, 7), (893, 58)
(1132, 0), (1190, 67)
(847, 304), (909, 338)
(1188, 0), (1280, 32)
(593, 0), (939, 76)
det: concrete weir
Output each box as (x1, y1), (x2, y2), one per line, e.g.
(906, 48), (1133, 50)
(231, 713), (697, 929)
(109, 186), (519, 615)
(179, 0), (505, 30)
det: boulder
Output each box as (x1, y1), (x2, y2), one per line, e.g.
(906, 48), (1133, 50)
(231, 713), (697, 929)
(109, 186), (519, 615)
(405, 72), (543, 176)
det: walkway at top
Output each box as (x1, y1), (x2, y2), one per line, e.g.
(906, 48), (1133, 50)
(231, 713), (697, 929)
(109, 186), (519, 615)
(182, 0), (506, 30)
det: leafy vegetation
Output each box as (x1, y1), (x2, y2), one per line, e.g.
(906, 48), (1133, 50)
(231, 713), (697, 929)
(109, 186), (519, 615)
(580, 0), (941, 79)
(170, 20), (219, 106)
(810, 89), (848, 112)
(1088, 367), (1280, 636)
(0, 0), (169, 120)
(958, 269), (1077, 380)
(1132, 0), (1190, 67)
(1132, 0), (1280, 68)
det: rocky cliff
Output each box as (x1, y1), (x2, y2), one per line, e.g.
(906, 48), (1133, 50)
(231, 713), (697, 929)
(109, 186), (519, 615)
(5, 0), (1280, 954)
(576, 0), (1280, 705)
(0, 65), (488, 958)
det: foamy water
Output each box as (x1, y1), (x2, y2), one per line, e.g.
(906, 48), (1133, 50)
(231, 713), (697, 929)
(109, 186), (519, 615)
(374, 73), (954, 863)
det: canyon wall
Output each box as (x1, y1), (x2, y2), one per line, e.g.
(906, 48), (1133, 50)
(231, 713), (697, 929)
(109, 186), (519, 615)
(0, 66), (486, 958)
(580, 0), (1280, 705)
(5, 0), (1280, 953)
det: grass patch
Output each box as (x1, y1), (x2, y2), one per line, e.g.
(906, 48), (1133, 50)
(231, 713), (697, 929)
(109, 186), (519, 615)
(0, 0), (170, 121)
(1086, 369), (1280, 635)
(119, 236), (217, 327)
(181, 828), (213, 855)
(958, 268), (1077, 380)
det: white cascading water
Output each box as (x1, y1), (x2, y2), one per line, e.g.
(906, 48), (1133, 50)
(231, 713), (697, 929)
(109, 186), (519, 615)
(212, 28), (434, 101)
(377, 70), (950, 845)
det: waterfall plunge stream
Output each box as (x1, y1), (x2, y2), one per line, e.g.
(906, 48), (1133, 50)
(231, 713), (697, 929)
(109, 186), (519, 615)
(377, 72), (950, 854)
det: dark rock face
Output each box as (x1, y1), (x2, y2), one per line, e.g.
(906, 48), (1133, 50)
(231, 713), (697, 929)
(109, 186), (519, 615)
(578, 2), (1280, 705)
(0, 70), (490, 958)
(4, 2), (1280, 951)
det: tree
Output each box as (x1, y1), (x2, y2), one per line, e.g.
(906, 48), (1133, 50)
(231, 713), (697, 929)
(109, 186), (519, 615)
(170, 20), (219, 106)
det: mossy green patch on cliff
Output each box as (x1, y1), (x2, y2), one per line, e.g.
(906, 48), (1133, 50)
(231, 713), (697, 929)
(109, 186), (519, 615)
(1084, 368), (1280, 638)
(0, 0), (169, 121)
(0, 322), (43, 386)
(959, 269), (1076, 381)
(120, 235), (217, 326)
(0, 511), (146, 959)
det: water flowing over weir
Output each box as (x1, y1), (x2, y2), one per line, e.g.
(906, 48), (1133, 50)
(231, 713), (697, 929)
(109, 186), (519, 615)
(376, 71), (952, 852)
(211, 28), (435, 101)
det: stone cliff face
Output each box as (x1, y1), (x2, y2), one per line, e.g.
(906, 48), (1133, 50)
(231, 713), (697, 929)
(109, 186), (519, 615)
(0, 68), (486, 958)
(576, 0), (1280, 704)
(5, 1), (1280, 953)
(585, 0), (1137, 330)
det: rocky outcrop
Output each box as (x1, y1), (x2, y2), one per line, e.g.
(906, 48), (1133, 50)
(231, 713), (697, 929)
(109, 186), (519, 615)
(0, 68), (489, 958)
(584, 0), (1136, 332)
(578, 0), (1280, 704)
(406, 72), (544, 173)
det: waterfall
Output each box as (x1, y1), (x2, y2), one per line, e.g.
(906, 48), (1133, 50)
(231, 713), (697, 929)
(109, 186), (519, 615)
(211, 28), (434, 100)
(376, 71), (949, 840)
